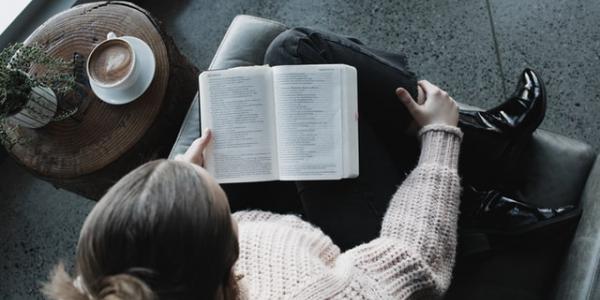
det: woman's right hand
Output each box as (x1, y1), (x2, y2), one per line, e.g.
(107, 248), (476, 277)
(396, 80), (458, 128)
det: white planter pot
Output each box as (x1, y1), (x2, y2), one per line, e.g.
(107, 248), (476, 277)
(8, 85), (57, 128)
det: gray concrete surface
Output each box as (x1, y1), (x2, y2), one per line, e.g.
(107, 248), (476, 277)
(1, 0), (599, 298)
(0, 159), (93, 299)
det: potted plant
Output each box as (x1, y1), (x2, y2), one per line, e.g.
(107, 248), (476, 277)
(0, 43), (74, 128)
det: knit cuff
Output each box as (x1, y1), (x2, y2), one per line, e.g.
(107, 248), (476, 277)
(418, 124), (463, 169)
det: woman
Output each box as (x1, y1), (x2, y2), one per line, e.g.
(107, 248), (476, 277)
(43, 28), (568, 299)
(43, 80), (460, 299)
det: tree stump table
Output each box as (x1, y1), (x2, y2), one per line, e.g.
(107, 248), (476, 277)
(1, 1), (199, 200)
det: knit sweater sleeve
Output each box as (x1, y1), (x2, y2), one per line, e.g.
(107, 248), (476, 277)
(341, 124), (462, 299)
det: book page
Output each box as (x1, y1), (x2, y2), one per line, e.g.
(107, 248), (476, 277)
(272, 65), (344, 180)
(199, 66), (278, 183)
(341, 65), (359, 178)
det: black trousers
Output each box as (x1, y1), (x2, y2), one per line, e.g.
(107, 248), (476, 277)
(225, 27), (436, 250)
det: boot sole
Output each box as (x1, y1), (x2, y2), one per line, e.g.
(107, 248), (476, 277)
(461, 206), (582, 237)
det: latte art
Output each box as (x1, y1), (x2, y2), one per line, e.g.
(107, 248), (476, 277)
(89, 41), (133, 85)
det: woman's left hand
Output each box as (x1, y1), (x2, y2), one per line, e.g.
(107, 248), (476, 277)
(175, 129), (212, 167)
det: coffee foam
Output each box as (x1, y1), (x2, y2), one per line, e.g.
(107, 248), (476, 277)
(89, 41), (133, 85)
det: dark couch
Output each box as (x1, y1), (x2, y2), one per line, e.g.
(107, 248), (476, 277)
(169, 15), (600, 300)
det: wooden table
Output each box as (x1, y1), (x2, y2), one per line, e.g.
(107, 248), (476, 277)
(1, 1), (199, 200)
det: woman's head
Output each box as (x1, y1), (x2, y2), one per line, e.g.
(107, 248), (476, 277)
(44, 160), (239, 300)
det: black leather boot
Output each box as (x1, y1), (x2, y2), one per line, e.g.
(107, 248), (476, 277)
(459, 186), (581, 236)
(458, 69), (546, 187)
(459, 68), (546, 135)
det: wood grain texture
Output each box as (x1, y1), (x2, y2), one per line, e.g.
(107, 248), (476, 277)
(4, 1), (199, 199)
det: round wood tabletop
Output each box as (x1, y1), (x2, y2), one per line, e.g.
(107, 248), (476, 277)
(4, 2), (170, 179)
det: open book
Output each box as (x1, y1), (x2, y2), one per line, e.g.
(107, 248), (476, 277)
(199, 64), (358, 183)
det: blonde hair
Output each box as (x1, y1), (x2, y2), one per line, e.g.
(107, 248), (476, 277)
(43, 160), (239, 300)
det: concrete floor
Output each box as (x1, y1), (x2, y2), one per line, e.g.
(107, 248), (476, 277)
(1, 0), (599, 298)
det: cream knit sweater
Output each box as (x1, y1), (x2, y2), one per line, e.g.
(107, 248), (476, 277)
(233, 124), (463, 300)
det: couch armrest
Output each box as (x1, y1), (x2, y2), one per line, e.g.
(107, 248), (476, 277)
(518, 130), (596, 208)
(168, 15), (287, 159)
(554, 154), (600, 300)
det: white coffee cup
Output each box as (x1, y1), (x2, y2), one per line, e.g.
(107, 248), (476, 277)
(86, 32), (140, 91)
(87, 32), (156, 105)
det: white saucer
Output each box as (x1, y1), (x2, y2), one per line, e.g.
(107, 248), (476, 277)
(90, 36), (156, 105)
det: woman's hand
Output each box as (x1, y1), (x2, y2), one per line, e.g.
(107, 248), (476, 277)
(396, 80), (458, 128)
(175, 129), (212, 167)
